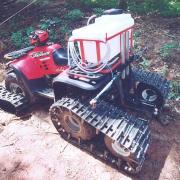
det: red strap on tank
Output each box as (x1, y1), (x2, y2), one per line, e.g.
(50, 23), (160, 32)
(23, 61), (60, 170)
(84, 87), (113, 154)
(79, 40), (85, 64)
(96, 41), (101, 65)
(130, 28), (133, 50)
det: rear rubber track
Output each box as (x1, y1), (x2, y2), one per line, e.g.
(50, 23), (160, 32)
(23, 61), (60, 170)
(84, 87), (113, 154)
(50, 97), (150, 174)
(0, 86), (29, 115)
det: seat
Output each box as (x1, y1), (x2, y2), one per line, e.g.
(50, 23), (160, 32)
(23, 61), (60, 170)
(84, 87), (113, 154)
(53, 48), (68, 66)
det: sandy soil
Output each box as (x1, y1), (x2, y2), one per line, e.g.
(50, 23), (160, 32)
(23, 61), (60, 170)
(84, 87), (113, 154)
(0, 104), (179, 180)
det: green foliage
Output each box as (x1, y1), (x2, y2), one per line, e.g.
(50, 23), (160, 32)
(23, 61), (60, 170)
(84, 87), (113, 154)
(169, 80), (180, 100)
(39, 21), (50, 30)
(11, 26), (35, 48)
(133, 32), (137, 47)
(85, 0), (116, 9)
(6, 0), (180, 50)
(93, 8), (104, 16)
(129, 0), (161, 14)
(159, 42), (179, 57)
(25, 26), (34, 36)
(66, 9), (84, 21)
(139, 58), (151, 69)
(10, 17), (63, 48)
(66, 0), (117, 10)
(49, 31), (58, 42)
(160, 65), (169, 76)
(160, 1), (180, 16)
(39, 17), (62, 30)
(133, 30), (143, 49)
(23, 27), (35, 46)
(60, 25), (69, 34)
(11, 31), (23, 48)
(128, 0), (180, 16)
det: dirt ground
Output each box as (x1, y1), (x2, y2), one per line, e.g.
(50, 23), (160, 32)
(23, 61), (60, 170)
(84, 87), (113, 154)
(0, 3), (180, 180)
(0, 104), (179, 180)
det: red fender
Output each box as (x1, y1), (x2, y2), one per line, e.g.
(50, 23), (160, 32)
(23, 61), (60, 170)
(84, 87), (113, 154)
(11, 43), (68, 80)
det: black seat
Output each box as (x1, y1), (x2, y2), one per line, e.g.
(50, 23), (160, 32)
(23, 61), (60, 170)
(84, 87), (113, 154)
(53, 48), (68, 66)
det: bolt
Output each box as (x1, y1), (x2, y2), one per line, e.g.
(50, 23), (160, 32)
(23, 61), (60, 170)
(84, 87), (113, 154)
(153, 108), (159, 115)
(90, 144), (94, 151)
(67, 134), (71, 140)
(117, 159), (122, 168)
(103, 150), (108, 159)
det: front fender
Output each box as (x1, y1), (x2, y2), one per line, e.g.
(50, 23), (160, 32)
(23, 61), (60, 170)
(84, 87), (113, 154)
(8, 64), (36, 103)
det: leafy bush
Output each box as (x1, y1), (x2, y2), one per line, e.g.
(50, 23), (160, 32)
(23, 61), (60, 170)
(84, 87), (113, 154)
(11, 26), (35, 48)
(10, 17), (63, 48)
(39, 17), (62, 30)
(11, 31), (23, 48)
(159, 42), (179, 57)
(133, 30), (144, 49)
(66, 0), (117, 10)
(156, 0), (180, 16)
(60, 26), (69, 34)
(139, 58), (151, 69)
(169, 81), (180, 100)
(160, 65), (169, 76)
(86, 0), (116, 9)
(93, 8), (104, 16)
(128, 0), (180, 16)
(66, 9), (84, 21)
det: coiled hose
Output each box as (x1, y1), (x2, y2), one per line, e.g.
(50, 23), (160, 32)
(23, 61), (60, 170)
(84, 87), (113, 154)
(67, 36), (111, 74)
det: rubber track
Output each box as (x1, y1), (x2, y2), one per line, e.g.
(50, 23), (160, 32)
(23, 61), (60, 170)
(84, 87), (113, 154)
(50, 97), (150, 173)
(0, 86), (28, 114)
(132, 68), (170, 99)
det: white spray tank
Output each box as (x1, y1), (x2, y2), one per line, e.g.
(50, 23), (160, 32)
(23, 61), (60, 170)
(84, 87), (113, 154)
(68, 13), (134, 75)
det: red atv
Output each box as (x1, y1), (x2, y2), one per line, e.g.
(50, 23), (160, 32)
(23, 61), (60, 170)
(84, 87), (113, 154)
(3, 29), (68, 111)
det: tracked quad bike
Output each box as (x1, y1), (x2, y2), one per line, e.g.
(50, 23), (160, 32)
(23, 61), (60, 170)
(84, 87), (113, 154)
(0, 9), (170, 174)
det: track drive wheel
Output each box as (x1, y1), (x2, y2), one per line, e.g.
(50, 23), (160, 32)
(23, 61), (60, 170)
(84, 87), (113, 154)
(52, 106), (96, 141)
(136, 83), (164, 109)
(104, 136), (130, 158)
(136, 83), (163, 108)
(104, 136), (140, 174)
(136, 83), (171, 125)
(5, 72), (26, 96)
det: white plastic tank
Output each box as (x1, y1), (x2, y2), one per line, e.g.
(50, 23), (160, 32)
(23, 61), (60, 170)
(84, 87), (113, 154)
(69, 13), (134, 69)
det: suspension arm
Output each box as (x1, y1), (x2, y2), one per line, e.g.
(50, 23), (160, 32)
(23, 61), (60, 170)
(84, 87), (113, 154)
(90, 73), (121, 106)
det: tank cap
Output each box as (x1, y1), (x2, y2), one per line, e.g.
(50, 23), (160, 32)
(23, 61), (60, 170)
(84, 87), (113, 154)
(103, 9), (124, 15)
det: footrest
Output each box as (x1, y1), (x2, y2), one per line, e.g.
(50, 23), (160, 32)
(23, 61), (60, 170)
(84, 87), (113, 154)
(35, 88), (54, 99)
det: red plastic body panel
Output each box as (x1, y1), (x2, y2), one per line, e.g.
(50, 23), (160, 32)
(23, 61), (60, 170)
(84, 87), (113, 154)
(11, 44), (68, 80)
